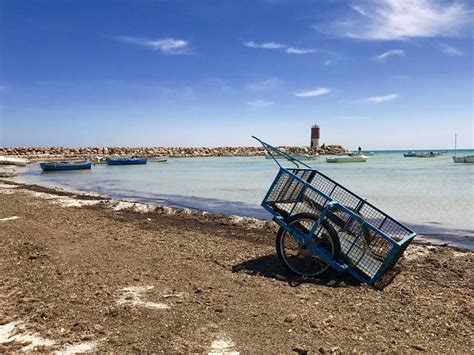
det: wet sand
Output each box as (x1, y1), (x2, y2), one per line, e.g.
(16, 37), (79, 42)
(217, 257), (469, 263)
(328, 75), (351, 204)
(0, 181), (472, 353)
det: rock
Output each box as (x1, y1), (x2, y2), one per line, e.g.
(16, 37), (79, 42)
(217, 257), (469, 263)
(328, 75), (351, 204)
(293, 347), (308, 354)
(214, 306), (224, 313)
(284, 313), (298, 323)
(93, 324), (106, 334)
(411, 344), (427, 351)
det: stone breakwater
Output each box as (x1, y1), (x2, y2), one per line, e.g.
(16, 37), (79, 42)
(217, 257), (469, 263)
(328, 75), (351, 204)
(0, 145), (347, 160)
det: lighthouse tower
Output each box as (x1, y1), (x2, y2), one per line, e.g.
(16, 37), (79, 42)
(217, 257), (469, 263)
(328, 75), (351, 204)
(310, 124), (320, 148)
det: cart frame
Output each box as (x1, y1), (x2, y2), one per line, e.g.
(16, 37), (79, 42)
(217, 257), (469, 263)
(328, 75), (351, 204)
(254, 136), (416, 286)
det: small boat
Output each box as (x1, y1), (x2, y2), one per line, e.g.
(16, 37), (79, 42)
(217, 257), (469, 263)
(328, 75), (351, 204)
(326, 155), (368, 163)
(294, 153), (319, 160)
(40, 160), (92, 171)
(92, 157), (108, 165)
(415, 152), (437, 158)
(453, 156), (474, 163)
(147, 155), (168, 163)
(348, 151), (373, 157)
(0, 156), (28, 166)
(265, 152), (318, 160)
(0, 166), (16, 177)
(452, 133), (474, 163)
(405, 151), (438, 158)
(106, 157), (147, 165)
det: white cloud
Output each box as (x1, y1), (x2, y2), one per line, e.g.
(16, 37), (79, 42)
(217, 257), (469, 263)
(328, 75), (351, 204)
(115, 36), (191, 54)
(375, 49), (406, 61)
(246, 100), (274, 108)
(286, 47), (315, 54)
(329, 0), (473, 40)
(245, 78), (282, 92)
(294, 87), (331, 97)
(365, 93), (398, 103)
(323, 60), (333, 65)
(243, 41), (286, 49)
(440, 43), (464, 56)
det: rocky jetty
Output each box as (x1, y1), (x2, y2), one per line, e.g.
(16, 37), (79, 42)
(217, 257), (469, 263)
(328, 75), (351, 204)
(0, 145), (348, 161)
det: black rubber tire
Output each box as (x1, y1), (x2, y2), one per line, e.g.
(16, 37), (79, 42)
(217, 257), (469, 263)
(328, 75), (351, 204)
(276, 213), (341, 277)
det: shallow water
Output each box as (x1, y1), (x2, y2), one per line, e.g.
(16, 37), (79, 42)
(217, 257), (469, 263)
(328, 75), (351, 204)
(19, 151), (474, 249)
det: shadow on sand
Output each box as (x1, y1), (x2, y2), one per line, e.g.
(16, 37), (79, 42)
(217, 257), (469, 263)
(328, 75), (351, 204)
(232, 254), (361, 288)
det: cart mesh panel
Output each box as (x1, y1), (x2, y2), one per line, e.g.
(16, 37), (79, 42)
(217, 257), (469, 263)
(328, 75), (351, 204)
(264, 168), (413, 280)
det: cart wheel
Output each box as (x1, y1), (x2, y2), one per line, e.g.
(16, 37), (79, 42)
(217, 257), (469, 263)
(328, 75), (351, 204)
(276, 213), (341, 277)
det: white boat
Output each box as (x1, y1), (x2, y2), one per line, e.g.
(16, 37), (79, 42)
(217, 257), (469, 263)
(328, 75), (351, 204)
(265, 152), (318, 160)
(326, 155), (368, 163)
(0, 156), (28, 166)
(349, 151), (374, 156)
(0, 166), (16, 177)
(453, 156), (474, 164)
(147, 155), (168, 163)
(452, 134), (474, 163)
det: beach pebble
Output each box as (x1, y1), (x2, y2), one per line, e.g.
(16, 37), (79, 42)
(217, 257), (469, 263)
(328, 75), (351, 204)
(214, 306), (224, 313)
(284, 314), (298, 323)
(411, 344), (427, 351)
(93, 324), (106, 334)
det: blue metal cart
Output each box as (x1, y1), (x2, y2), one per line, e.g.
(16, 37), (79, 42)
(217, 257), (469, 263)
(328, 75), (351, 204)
(254, 137), (416, 286)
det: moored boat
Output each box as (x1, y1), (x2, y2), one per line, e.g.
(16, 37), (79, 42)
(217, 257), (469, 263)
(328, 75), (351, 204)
(415, 152), (437, 158)
(453, 155), (474, 164)
(326, 155), (368, 163)
(265, 152), (319, 160)
(294, 153), (319, 160)
(0, 156), (28, 166)
(40, 160), (92, 171)
(452, 133), (473, 163)
(403, 151), (418, 157)
(147, 155), (168, 163)
(106, 157), (147, 165)
(92, 157), (108, 165)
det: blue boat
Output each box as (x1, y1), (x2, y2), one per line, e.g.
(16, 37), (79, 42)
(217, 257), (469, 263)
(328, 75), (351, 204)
(106, 157), (147, 165)
(40, 160), (92, 171)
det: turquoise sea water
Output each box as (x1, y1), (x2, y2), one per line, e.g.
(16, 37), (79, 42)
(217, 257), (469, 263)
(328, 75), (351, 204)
(18, 150), (474, 249)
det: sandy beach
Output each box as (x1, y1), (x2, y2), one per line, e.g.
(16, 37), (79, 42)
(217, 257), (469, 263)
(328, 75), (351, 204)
(0, 180), (472, 353)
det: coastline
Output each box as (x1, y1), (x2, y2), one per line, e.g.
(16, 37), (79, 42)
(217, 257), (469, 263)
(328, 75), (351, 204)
(12, 167), (474, 250)
(0, 179), (473, 352)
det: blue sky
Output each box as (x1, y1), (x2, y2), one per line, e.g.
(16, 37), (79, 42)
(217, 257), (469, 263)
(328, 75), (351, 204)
(0, 0), (473, 149)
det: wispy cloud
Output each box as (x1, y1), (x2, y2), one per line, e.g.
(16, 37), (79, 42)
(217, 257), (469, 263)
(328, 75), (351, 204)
(244, 41), (316, 55)
(246, 100), (274, 108)
(245, 78), (282, 92)
(114, 36), (191, 54)
(365, 93), (398, 103)
(294, 87), (331, 97)
(325, 0), (473, 40)
(375, 49), (406, 61)
(243, 41), (285, 49)
(440, 43), (464, 56)
(286, 47), (315, 54)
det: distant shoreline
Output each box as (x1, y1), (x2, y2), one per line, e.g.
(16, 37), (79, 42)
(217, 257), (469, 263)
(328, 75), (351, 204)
(0, 145), (348, 160)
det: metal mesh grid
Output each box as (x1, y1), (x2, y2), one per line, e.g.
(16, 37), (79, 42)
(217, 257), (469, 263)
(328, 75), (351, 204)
(264, 168), (413, 280)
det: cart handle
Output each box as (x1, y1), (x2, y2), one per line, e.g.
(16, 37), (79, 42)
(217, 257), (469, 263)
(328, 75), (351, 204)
(252, 136), (312, 169)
